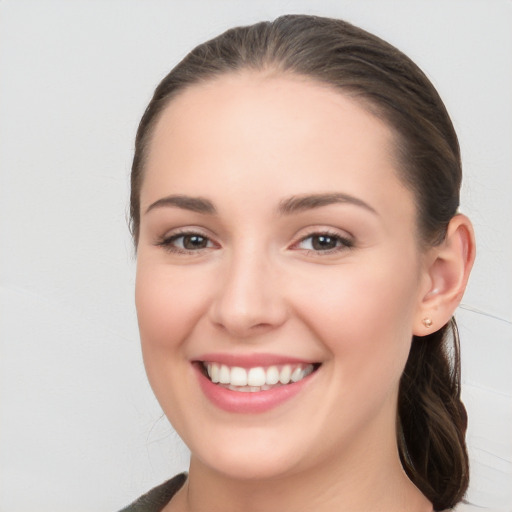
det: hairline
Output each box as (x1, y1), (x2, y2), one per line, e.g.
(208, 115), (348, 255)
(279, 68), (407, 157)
(134, 67), (428, 249)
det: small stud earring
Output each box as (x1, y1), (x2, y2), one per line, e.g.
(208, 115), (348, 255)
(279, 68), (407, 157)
(422, 317), (433, 328)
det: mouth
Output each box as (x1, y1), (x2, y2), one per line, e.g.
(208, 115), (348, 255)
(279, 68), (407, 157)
(198, 361), (321, 393)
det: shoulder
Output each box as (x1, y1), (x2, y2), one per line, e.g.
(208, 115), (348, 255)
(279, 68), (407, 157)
(117, 473), (187, 512)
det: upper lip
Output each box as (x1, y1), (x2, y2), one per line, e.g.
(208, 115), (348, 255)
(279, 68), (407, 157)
(194, 353), (318, 368)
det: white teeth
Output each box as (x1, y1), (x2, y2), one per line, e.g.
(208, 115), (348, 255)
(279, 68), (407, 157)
(266, 366), (280, 385)
(279, 365), (292, 384)
(291, 366), (304, 382)
(219, 364), (230, 384)
(230, 367), (248, 386)
(247, 367), (266, 387)
(209, 363), (220, 383)
(205, 362), (316, 390)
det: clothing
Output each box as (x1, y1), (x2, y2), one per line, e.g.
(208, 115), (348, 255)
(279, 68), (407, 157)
(118, 473), (187, 512)
(119, 473), (459, 512)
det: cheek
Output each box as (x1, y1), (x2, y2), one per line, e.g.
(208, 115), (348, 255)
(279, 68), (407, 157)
(291, 259), (420, 385)
(134, 260), (210, 429)
(135, 260), (209, 355)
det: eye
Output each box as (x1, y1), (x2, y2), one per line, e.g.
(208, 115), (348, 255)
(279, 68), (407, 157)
(295, 232), (353, 253)
(157, 231), (216, 253)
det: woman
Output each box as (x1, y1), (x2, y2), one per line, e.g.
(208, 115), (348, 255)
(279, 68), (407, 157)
(121, 14), (475, 512)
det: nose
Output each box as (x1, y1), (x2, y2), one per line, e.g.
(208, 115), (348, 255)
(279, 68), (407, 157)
(208, 248), (288, 339)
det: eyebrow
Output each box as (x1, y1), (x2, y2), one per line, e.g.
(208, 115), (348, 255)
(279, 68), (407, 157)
(278, 193), (378, 216)
(145, 195), (217, 215)
(144, 192), (377, 217)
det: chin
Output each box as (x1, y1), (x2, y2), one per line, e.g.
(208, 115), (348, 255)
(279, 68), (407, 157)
(189, 428), (307, 482)
(202, 454), (301, 482)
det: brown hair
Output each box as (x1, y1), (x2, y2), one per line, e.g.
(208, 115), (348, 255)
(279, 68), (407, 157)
(130, 15), (468, 510)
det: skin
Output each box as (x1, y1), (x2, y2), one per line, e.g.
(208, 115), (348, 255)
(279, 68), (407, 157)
(135, 72), (474, 512)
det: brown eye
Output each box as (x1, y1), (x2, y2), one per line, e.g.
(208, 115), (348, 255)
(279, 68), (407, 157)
(181, 234), (209, 250)
(296, 232), (353, 253)
(311, 235), (338, 250)
(158, 232), (215, 253)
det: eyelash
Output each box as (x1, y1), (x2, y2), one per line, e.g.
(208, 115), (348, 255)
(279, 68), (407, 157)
(293, 230), (354, 255)
(156, 229), (354, 255)
(156, 230), (216, 255)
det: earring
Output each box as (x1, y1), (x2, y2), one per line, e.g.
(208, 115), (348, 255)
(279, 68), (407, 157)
(422, 317), (433, 328)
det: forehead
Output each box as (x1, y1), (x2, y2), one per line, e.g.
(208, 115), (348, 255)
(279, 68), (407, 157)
(142, 72), (413, 221)
(149, 72), (394, 161)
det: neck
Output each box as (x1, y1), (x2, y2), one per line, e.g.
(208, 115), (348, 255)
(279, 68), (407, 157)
(167, 419), (432, 512)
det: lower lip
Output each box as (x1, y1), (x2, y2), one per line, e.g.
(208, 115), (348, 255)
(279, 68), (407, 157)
(194, 364), (316, 414)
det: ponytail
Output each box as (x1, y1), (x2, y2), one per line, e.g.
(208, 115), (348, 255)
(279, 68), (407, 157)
(398, 318), (469, 510)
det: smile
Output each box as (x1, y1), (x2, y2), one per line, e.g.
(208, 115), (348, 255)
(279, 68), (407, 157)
(194, 357), (321, 413)
(203, 362), (316, 392)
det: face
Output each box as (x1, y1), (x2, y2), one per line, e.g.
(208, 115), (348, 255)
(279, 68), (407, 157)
(135, 73), (430, 481)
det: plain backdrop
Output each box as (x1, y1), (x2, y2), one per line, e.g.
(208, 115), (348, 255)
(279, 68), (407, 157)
(1, 1), (511, 511)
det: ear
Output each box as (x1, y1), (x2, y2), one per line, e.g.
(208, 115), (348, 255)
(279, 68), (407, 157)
(413, 214), (476, 336)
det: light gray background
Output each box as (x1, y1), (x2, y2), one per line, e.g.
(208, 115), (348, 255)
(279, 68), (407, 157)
(1, 1), (511, 511)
